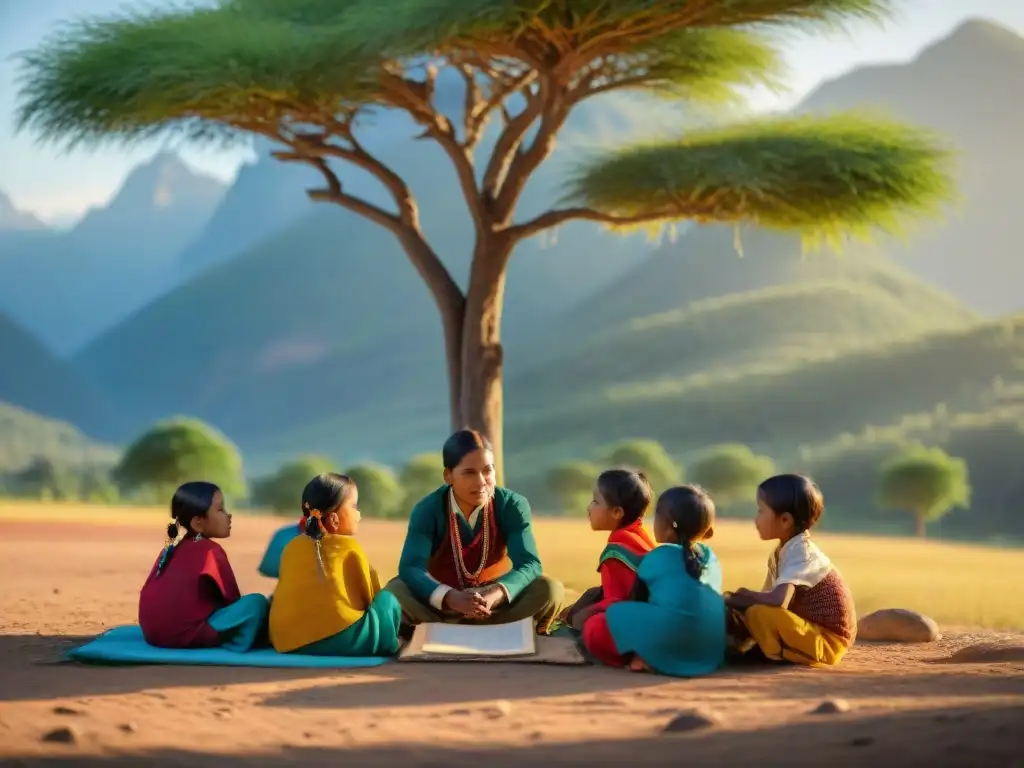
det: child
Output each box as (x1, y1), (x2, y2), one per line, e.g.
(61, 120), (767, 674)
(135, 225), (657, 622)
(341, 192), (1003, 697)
(138, 482), (269, 651)
(559, 469), (656, 648)
(726, 474), (857, 667)
(269, 473), (401, 656)
(594, 486), (726, 676)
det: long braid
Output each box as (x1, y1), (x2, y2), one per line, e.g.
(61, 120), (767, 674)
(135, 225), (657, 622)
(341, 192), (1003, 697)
(303, 502), (328, 580)
(155, 519), (179, 576)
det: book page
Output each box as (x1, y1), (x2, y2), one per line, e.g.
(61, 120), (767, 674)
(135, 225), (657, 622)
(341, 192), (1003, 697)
(418, 618), (536, 657)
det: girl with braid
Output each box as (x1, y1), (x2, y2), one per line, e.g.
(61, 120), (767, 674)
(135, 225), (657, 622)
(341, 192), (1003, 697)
(269, 473), (401, 656)
(138, 482), (269, 650)
(595, 486), (727, 677)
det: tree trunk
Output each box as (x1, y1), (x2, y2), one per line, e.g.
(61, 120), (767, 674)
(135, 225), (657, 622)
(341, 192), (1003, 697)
(459, 237), (513, 484)
(915, 510), (927, 537)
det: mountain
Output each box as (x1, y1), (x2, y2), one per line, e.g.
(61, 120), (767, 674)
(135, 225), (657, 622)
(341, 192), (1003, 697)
(0, 191), (46, 230)
(0, 153), (227, 354)
(0, 309), (118, 438)
(791, 18), (1024, 314)
(74, 88), (685, 451)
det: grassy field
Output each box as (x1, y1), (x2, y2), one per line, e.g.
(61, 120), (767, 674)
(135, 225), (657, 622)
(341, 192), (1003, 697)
(2, 500), (1020, 630)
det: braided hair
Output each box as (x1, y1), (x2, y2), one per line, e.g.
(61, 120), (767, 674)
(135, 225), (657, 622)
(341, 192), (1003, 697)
(654, 485), (716, 579)
(300, 473), (356, 578)
(155, 481), (220, 576)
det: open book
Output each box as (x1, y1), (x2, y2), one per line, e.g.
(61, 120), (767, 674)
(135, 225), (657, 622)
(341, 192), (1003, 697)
(400, 618), (537, 660)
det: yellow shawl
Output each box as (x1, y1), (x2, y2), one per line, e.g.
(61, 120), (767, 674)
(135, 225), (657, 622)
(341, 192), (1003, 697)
(269, 534), (381, 653)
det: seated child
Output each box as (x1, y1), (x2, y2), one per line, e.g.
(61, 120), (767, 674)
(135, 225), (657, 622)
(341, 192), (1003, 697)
(269, 472), (401, 656)
(558, 469), (656, 648)
(726, 474), (857, 667)
(138, 482), (269, 651)
(598, 486), (726, 676)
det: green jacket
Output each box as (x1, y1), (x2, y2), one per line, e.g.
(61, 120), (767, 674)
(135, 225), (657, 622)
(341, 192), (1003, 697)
(397, 485), (543, 603)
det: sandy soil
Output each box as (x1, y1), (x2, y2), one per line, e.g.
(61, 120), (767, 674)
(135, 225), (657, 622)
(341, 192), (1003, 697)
(1, 518), (1023, 767)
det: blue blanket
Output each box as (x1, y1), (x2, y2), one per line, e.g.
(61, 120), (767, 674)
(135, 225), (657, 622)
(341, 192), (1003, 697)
(67, 625), (392, 669)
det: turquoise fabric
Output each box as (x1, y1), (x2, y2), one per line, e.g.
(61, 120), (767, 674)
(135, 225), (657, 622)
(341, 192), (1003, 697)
(257, 523), (302, 578)
(206, 593), (271, 652)
(604, 543), (726, 677)
(290, 590), (402, 657)
(66, 625), (391, 668)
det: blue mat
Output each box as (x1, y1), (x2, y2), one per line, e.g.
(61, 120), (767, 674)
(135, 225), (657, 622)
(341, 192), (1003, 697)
(67, 625), (393, 669)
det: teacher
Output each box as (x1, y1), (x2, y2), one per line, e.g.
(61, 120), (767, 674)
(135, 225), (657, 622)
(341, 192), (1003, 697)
(385, 429), (564, 632)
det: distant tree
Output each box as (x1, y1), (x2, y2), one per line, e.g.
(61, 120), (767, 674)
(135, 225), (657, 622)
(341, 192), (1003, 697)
(346, 463), (404, 518)
(113, 418), (246, 500)
(251, 455), (337, 514)
(604, 439), (682, 495)
(398, 452), (444, 514)
(78, 465), (120, 504)
(689, 443), (775, 506)
(877, 446), (970, 537)
(16, 0), (954, 482)
(547, 460), (599, 516)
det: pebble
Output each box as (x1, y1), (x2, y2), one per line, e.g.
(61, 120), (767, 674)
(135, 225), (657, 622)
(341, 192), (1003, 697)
(857, 609), (940, 643)
(483, 700), (513, 719)
(118, 723), (137, 734)
(661, 707), (722, 734)
(812, 698), (851, 715)
(41, 726), (79, 744)
(51, 706), (83, 716)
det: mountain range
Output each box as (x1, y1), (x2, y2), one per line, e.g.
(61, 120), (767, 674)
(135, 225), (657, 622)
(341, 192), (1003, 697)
(1, 17), (1023, 491)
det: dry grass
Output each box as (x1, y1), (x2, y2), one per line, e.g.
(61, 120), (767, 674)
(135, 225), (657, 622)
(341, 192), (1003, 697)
(2, 500), (1020, 630)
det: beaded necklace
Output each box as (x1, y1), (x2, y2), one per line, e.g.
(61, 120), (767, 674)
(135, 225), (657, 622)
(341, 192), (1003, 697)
(447, 491), (491, 589)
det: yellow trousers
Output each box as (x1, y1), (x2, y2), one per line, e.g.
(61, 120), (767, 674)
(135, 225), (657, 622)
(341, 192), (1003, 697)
(741, 604), (848, 667)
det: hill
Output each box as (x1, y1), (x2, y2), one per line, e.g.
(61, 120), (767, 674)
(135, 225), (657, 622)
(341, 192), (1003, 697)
(0, 401), (119, 475)
(0, 153), (227, 354)
(505, 314), (1024, 476)
(0, 310), (119, 438)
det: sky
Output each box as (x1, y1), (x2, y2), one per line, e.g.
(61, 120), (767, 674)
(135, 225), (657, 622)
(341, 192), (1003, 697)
(1, 0), (1023, 227)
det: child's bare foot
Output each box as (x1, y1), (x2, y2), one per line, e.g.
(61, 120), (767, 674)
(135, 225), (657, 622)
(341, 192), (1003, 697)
(628, 656), (650, 673)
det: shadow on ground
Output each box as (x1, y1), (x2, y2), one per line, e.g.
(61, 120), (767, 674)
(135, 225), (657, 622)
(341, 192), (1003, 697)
(4, 702), (1021, 766)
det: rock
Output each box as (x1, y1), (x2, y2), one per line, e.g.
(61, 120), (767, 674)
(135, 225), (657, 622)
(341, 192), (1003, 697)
(118, 723), (137, 734)
(812, 698), (851, 715)
(662, 708), (722, 734)
(41, 726), (79, 744)
(52, 706), (83, 716)
(857, 609), (940, 643)
(483, 700), (513, 719)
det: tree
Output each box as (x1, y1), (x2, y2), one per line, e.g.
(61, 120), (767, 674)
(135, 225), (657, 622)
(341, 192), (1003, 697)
(113, 418), (246, 500)
(877, 446), (970, 537)
(689, 443), (775, 506)
(398, 452), (444, 514)
(547, 460), (599, 516)
(604, 439), (682, 495)
(345, 462), (404, 518)
(16, 1), (954, 480)
(251, 455), (337, 513)
(11, 456), (77, 500)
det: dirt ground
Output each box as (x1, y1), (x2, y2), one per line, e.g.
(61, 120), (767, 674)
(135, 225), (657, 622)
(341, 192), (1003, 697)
(1, 518), (1023, 767)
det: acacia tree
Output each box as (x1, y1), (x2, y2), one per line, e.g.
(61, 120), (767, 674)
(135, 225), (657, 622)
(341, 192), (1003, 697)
(16, 0), (952, 479)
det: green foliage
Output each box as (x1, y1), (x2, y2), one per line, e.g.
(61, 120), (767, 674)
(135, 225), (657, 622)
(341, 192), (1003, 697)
(7, 456), (77, 500)
(547, 460), (599, 516)
(564, 114), (954, 246)
(345, 462), (403, 518)
(877, 445), (970, 535)
(689, 444), (775, 506)
(113, 417), (246, 500)
(251, 454), (337, 513)
(398, 452), (444, 513)
(603, 438), (682, 494)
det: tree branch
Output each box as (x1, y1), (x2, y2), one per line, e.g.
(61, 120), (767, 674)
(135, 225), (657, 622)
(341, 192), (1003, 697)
(505, 206), (696, 242)
(481, 82), (545, 202)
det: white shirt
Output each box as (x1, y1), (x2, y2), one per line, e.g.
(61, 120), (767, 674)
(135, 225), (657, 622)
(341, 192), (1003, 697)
(428, 489), (494, 610)
(763, 531), (833, 591)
